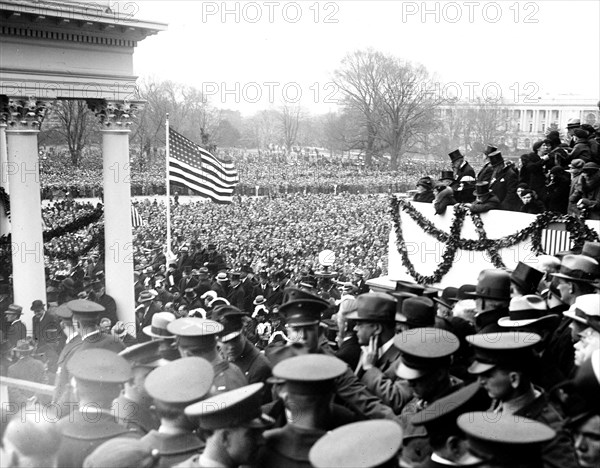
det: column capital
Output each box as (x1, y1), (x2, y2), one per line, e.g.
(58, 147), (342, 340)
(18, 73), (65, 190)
(1, 96), (50, 131)
(87, 99), (144, 128)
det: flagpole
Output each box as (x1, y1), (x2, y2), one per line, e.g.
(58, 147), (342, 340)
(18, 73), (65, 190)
(165, 114), (172, 264)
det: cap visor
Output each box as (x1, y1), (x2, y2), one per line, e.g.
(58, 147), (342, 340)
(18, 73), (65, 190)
(243, 414), (276, 429)
(468, 360), (496, 375)
(396, 363), (426, 380)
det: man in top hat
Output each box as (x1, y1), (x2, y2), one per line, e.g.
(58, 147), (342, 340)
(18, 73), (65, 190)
(457, 412), (557, 468)
(511, 262), (545, 297)
(394, 328), (462, 467)
(177, 383), (273, 467)
(4, 304), (26, 349)
(485, 150), (520, 211)
(167, 317), (247, 394)
(141, 357), (214, 467)
(449, 149), (476, 196)
(349, 293), (399, 378)
(267, 271), (285, 308)
(468, 181), (501, 213)
(115, 340), (167, 435)
(7, 338), (48, 407)
(269, 287), (397, 421)
(136, 290), (162, 343)
(181, 288), (202, 310)
(466, 331), (579, 468)
(409, 382), (491, 468)
(226, 271), (246, 310)
(178, 267), (199, 297)
(257, 354), (351, 468)
(56, 349), (138, 468)
(476, 144), (498, 183)
(214, 305), (272, 386)
(68, 299), (125, 354)
(89, 279), (118, 326)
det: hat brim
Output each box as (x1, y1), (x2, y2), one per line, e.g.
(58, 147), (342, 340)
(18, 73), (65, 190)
(498, 315), (558, 328)
(142, 325), (176, 340)
(396, 362), (427, 380)
(563, 310), (588, 325)
(433, 298), (454, 310)
(551, 273), (596, 284)
(463, 291), (508, 300)
(468, 360), (496, 375)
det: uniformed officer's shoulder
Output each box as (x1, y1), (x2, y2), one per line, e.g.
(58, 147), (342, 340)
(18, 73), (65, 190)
(82, 437), (160, 467)
(172, 454), (201, 467)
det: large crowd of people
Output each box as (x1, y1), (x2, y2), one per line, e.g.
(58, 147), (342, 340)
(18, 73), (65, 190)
(0, 118), (599, 467)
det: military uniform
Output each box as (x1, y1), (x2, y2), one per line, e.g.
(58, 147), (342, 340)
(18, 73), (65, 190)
(55, 348), (137, 468)
(258, 354), (351, 468)
(142, 357), (215, 467)
(167, 317), (248, 395)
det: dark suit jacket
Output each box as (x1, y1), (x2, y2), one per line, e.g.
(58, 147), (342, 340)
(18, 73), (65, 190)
(266, 286), (284, 308)
(56, 410), (138, 468)
(136, 302), (162, 342)
(33, 312), (62, 348)
(489, 164), (520, 211)
(336, 334), (361, 370)
(231, 339), (272, 386)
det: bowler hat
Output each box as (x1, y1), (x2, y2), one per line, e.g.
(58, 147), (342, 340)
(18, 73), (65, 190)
(510, 262), (544, 295)
(433, 286), (459, 309)
(346, 293), (396, 323)
(30, 300), (45, 311)
(448, 149), (464, 162)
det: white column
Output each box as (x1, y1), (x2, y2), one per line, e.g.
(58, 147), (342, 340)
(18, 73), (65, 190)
(0, 123), (10, 237)
(5, 98), (49, 333)
(91, 100), (138, 335)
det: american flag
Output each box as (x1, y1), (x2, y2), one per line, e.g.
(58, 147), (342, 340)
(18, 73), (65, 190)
(168, 128), (238, 204)
(131, 204), (144, 228)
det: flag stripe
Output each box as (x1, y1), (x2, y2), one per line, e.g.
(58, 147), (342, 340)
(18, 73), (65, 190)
(168, 128), (238, 203)
(131, 204), (143, 228)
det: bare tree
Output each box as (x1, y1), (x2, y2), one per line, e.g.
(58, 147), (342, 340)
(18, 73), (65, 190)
(49, 100), (96, 166)
(279, 105), (302, 152)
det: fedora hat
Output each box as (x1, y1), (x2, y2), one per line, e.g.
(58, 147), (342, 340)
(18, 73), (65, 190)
(396, 296), (436, 328)
(498, 295), (557, 328)
(433, 286), (459, 310)
(346, 293), (396, 323)
(483, 145), (498, 156)
(552, 255), (600, 283)
(13, 339), (35, 354)
(564, 294), (600, 332)
(466, 270), (511, 301)
(143, 312), (177, 339)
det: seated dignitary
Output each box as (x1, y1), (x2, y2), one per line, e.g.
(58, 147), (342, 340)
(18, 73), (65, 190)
(466, 331), (580, 468)
(409, 382), (491, 468)
(56, 349), (138, 468)
(457, 412), (557, 468)
(83, 438), (160, 468)
(176, 383), (273, 467)
(2, 408), (61, 468)
(167, 317), (247, 394)
(395, 328), (462, 467)
(142, 311), (181, 361)
(115, 340), (167, 435)
(266, 287), (397, 421)
(468, 181), (501, 214)
(213, 305), (272, 384)
(257, 354), (352, 468)
(141, 357), (214, 467)
(350, 292), (399, 378)
(309, 420), (403, 468)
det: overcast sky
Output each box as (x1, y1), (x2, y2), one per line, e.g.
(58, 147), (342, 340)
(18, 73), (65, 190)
(132, 0), (600, 115)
